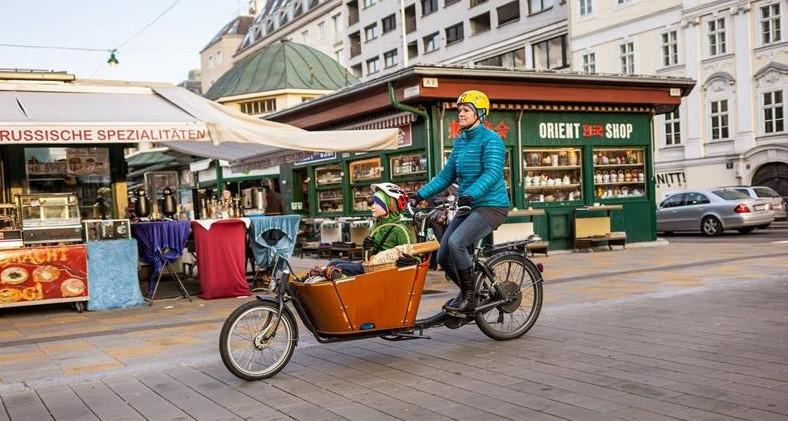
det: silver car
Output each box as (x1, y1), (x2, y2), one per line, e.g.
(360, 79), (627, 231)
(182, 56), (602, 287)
(657, 189), (775, 236)
(723, 185), (787, 223)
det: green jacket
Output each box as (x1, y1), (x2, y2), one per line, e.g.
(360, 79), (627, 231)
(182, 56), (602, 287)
(369, 213), (415, 254)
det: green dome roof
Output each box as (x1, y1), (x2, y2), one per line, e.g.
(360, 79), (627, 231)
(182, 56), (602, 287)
(205, 41), (357, 100)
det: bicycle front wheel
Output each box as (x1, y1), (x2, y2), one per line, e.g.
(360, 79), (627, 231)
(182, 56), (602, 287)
(219, 300), (298, 380)
(475, 253), (543, 341)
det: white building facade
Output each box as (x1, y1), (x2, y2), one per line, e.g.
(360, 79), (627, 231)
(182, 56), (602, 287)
(345, 0), (568, 79)
(570, 0), (788, 199)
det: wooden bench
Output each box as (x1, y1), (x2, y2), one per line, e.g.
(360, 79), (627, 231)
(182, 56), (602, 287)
(574, 216), (627, 252)
(493, 222), (549, 257)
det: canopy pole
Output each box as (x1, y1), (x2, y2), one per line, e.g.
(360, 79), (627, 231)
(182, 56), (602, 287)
(214, 159), (223, 198)
(387, 82), (431, 176)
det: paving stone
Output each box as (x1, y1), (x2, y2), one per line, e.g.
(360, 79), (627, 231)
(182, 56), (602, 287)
(0, 390), (52, 421)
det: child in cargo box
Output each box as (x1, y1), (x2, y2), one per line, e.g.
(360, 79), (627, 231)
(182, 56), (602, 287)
(326, 183), (416, 276)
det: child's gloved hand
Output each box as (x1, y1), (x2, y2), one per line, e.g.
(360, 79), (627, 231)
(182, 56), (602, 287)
(362, 236), (377, 251)
(395, 254), (420, 267)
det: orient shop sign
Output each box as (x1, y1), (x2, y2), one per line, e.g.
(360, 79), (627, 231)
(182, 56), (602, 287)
(524, 112), (650, 146)
(0, 125), (210, 144)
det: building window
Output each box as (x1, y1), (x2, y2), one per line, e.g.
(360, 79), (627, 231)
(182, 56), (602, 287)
(619, 41), (634, 74)
(363, 0), (375, 8)
(367, 56), (380, 74)
(529, 0), (552, 15)
(497, 1), (520, 26)
(423, 32), (439, 53)
(207, 55), (214, 69)
(579, 0), (592, 16)
(581, 52), (595, 73)
(240, 99), (277, 115)
(332, 14), (342, 42)
(445, 0), (460, 6)
(710, 99), (730, 140)
(382, 14), (396, 33)
(533, 35), (567, 69)
(318, 22), (326, 40)
(408, 41), (418, 59)
(661, 30), (678, 66)
(764, 90), (785, 133)
(215, 50), (223, 65)
(422, 0), (438, 16)
(470, 0), (488, 7)
(665, 108), (681, 145)
(761, 4), (782, 45)
(445, 23), (464, 45)
(302, 30), (309, 43)
(365, 23), (378, 42)
(384, 49), (399, 67)
(617, 0), (631, 3)
(293, 2), (303, 17)
(475, 48), (525, 67)
(708, 17), (726, 56)
(470, 12), (491, 35)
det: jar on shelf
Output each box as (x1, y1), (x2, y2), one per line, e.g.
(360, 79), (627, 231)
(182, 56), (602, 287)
(569, 151), (578, 166)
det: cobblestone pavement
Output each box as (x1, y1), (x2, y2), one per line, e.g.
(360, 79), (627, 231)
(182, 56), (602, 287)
(0, 241), (787, 420)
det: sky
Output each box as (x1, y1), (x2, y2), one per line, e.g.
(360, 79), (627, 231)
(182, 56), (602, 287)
(0, 0), (248, 84)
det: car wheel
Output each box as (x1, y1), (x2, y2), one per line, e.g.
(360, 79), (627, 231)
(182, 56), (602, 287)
(701, 216), (722, 237)
(738, 227), (755, 234)
(756, 223), (771, 230)
(662, 231), (674, 236)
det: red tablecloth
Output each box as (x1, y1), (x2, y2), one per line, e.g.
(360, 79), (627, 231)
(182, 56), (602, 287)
(191, 219), (250, 299)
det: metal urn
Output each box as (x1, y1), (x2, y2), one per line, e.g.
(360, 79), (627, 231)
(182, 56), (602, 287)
(161, 186), (178, 219)
(134, 187), (150, 218)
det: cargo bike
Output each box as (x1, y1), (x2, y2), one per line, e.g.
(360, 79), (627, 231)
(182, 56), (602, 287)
(219, 201), (544, 380)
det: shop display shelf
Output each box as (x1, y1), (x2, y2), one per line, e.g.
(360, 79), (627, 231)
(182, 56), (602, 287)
(525, 184), (581, 190)
(594, 164), (643, 168)
(523, 165), (581, 171)
(595, 181), (645, 186)
(319, 197), (343, 202)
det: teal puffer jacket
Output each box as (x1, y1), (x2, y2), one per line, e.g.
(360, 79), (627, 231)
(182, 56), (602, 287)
(418, 125), (510, 208)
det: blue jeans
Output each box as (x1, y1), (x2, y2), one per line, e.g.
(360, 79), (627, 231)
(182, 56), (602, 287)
(437, 210), (493, 279)
(327, 260), (365, 276)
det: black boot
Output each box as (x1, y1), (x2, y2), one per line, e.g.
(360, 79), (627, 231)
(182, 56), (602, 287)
(444, 268), (475, 313)
(444, 270), (463, 308)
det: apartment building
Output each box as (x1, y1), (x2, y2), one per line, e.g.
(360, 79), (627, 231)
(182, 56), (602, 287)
(570, 0), (788, 198)
(200, 15), (254, 92)
(345, 0), (568, 79)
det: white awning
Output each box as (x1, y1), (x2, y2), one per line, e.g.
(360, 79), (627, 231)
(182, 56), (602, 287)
(0, 81), (399, 167)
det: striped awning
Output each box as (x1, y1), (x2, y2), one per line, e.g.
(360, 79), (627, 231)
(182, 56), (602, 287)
(338, 112), (416, 130)
(442, 102), (654, 113)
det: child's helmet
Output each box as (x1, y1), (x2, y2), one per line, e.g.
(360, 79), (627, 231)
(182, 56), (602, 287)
(371, 182), (408, 211)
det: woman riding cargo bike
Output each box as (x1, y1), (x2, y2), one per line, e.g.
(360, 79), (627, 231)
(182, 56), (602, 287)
(219, 91), (544, 381)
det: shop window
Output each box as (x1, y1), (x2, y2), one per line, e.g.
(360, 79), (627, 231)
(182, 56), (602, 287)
(533, 35), (568, 70)
(470, 12), (491, 35)
(528, 0), (552, 15)
(524, 148), (582, 204)
(423, 32), (439, 53)
(709, 99), (730, 140)
(708, 17), (727, 56)
(384, 49), (399, 68)
(382, 14), (396, 34)
(366, 56), (381, 74)
(579, 0), (592, 16)
(422, 0), (438, 15)
(665, 108), (681, 145)
(445, 22), (464, 45)
(24, 147), (112, 218)
(364, 23), (378, 42)
(761, 3), (782, 45)
(619, 41), (634, 74)
(764, 90), (785, 134)
(661, 30), (678, 67)
(581, 52), (595, 73)
(497, 1), (520, 26)
(592, 148), (646, 200)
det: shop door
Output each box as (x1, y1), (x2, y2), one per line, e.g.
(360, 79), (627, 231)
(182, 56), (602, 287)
(752, 162), (788, 201)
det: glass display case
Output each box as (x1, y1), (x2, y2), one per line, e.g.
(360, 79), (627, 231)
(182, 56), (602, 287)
(16, 193), (83, 244)
(315, 164), (342, 187)
(441, 148), (512, 197)
(348, 157), (382, 184)
(592, 148), (646, 199)
(352, 184), (373, 212)
(522, 148), (583, 204)
(390, 153), (427, 178)
(317, 188), (344, 213)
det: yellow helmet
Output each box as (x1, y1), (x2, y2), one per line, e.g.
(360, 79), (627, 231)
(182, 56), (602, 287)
(456, 90), (490, 120)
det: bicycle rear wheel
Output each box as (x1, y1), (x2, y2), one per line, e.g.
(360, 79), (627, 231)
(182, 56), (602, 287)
(475, 253), (543, 340)
(219, 300), (298, 380)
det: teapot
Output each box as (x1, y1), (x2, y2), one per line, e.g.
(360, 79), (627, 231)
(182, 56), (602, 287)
(601, 155), (610, 165)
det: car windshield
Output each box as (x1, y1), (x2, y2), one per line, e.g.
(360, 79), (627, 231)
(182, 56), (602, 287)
(712, 189), (749, 200)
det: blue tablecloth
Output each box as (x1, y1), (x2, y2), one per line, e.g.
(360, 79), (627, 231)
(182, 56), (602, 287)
(130, 220), (191, 289)
(247, 215), (301, 269)
(87, 239), (144, 311)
